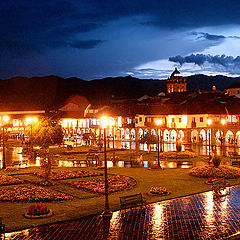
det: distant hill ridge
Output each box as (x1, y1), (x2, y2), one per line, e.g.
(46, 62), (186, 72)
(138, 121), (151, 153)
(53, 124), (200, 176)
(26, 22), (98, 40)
(0, 74), (240, 109)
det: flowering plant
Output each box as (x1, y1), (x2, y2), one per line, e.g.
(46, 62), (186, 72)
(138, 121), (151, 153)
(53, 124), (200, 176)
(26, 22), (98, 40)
(0, 174), (24, 186)
(70, 175), (135, 194)
(27, 202), (50, 216)
(189, 165), (240, 179)
(0, 185), (73, 202)
(205, 177), (218, 184)
(149, 186), (170, 195)
(34, 170), (102, 180)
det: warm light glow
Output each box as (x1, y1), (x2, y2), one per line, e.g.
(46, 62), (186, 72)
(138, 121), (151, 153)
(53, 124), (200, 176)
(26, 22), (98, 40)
(109, 117), (115, 127)
(182, 115), (187, 123)
(207, 119), (212, 125)
(155, 119), (163, 126)
(26, 117), (38, 124)
(3, 115), (9, 123)
(221, 119), (226, 125)
(100, 116), (109, 128)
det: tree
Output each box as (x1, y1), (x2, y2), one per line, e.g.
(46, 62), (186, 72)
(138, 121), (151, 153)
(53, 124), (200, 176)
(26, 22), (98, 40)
(32, 117), (63, 183)
(138, 132), (158, 145)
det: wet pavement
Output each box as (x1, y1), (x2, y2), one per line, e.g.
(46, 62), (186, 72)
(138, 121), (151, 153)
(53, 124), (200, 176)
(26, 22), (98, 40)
(3, 185), (240, 240)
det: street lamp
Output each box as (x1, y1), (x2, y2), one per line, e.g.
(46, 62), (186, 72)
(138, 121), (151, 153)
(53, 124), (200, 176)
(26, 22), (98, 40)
(100, 116), (112, 217)
(155, 119), (163, 167)
(109, 118), (116, 161)
(207, 119), (212, 156)
(2, 115), (9, 169)
(220, 119), (226, 155)
(25, 117), (37, 154)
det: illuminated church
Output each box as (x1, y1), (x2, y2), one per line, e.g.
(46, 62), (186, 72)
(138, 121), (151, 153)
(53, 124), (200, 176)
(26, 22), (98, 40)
(166, 67), (187, 93)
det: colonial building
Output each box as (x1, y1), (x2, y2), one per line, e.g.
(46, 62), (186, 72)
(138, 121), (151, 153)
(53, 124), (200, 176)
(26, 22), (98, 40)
(166, 68), (187, 93)
(2, 68), (240, 151)
(225, 83), (240, 98)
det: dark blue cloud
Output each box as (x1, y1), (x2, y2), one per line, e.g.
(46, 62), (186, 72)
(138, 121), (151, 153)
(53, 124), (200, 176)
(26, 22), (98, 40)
(190, 32), (225, 41)
(1, 0), (240, 56)
(1, 0), (240, 78)
(70, 40), (103, 49)
(169, 54), (240, 67)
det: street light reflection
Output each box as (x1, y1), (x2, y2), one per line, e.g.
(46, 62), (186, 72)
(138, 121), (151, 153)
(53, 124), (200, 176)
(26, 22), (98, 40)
(152, 204), (164, 234)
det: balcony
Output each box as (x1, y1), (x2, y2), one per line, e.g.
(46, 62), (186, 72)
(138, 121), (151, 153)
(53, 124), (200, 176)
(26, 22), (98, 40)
(191, 122), (196, 128)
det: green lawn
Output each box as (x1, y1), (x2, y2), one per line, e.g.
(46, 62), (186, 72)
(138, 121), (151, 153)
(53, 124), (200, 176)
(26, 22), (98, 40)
(0, 166), (239, 232)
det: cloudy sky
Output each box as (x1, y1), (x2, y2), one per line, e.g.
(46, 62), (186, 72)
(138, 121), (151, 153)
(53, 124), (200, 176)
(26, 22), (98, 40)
(1, 0), (240, 80)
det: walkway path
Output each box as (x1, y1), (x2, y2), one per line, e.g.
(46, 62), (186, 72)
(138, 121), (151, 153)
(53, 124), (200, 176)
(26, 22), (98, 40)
(3, 186), (240, 240)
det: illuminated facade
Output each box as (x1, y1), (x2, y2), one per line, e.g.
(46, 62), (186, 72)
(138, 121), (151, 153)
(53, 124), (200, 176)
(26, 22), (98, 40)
(2, 71), (240, 149)
(166, 68), (187, 93)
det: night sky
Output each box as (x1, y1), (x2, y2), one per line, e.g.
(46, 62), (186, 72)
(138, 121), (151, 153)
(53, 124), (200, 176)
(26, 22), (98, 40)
(1, 0), (240, 80)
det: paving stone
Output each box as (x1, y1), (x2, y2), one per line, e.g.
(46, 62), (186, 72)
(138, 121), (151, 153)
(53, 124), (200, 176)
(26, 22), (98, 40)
(3, 186), (240, 240)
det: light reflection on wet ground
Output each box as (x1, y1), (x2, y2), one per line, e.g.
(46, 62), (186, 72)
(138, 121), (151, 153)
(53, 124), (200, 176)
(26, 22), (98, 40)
(0, 146), (239, 169)
(4, 185), (240, 240)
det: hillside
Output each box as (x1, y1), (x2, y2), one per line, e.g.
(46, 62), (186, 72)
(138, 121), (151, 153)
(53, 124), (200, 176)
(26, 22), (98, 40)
(0, 74), (239, 109)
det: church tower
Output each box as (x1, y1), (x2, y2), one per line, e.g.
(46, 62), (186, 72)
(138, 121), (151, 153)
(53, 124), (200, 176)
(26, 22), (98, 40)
(166, 67), (187, 93)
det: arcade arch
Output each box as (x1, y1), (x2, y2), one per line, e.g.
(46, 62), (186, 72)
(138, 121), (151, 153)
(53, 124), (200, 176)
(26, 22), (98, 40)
(163, 129), (169, 142)
(170, 130), (177, 142)
(178, 130), (184, 141)
(226, 130), (234, 144)
(130, 129), (135, 140)
(191, 130), (198, 143)
(199, 129), (206, 141)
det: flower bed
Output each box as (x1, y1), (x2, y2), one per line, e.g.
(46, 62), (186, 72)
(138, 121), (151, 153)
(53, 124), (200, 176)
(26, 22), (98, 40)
(33, 170), (102, 180)
(159, 150), (196, 158)
(64, 150), (88, 155)
(25, 202), (53, 219)
(147, 186), (170, 196)
(0, 186), (73, 202)
(69, 175), (135, 194)
(0, 174), (24, 185)
(189, 165), (240, 179)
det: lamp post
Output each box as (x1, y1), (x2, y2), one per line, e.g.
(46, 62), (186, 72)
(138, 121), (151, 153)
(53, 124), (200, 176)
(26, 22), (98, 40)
(109, 118), (115, 160)
(220, 119), (226, 156)
(207, 119), (212, 156)
(25, 117), (37, 154)
(100, 116), (112, 217)
(155, 119), (163, 167)
(2, 116), (9, 169)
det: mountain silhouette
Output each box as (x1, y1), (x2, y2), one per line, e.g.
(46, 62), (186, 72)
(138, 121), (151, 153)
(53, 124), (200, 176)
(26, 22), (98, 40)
(0, 74), (239, 110)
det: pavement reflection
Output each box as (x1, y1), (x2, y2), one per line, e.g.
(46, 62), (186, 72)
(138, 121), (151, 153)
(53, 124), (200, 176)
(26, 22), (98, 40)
(4, 186), (240, 240)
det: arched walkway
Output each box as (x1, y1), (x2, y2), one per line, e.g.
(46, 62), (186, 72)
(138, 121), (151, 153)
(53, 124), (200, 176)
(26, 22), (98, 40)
(170, 130), (177, 142)
(225, 130), (234, 144)
(138, 128), (143, 139)
(163, 129), (169, 142)
(199, 129), (206, 142)
(178, 130), (184, 141)
(130, 129), (135, 140)
(191, 130), (198, 143)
